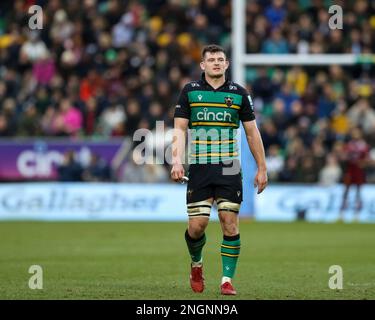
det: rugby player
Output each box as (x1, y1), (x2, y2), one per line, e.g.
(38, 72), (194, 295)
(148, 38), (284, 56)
(171, 44), (268, 295)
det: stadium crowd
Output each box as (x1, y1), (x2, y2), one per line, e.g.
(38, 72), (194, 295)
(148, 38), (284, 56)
(0, 0), (374, 183)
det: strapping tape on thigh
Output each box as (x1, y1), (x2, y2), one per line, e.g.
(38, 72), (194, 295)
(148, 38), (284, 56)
(216, 198), (240, 213)
(187, 200), (212, 217)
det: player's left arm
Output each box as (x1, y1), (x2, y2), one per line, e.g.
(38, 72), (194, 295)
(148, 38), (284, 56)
(238, 89), (267, 194)
(242, 120), (268, 194)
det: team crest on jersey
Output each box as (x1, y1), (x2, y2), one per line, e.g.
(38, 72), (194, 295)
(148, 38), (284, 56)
(224, 96), (233, 107)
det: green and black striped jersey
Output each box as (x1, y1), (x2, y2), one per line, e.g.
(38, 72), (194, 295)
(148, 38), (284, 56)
(174, 73), (255, 164)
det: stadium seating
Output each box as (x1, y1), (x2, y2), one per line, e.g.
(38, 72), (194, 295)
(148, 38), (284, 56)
(0, 0), (374, 183)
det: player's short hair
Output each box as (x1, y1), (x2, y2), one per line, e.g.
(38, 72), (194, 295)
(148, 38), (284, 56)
(202, 44), (227, 60)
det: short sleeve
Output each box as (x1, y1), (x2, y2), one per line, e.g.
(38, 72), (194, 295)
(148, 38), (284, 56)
(174, 85), (190, 119)
(239, 91), (255, 122)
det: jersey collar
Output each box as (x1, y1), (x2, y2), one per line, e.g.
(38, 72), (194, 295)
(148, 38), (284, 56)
(201, 72), (230, 91)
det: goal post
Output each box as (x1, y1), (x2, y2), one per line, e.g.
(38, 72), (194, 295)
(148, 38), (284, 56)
(231, 0), (374, 217)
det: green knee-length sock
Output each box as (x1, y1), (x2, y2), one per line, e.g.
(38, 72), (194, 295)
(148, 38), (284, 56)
(221, 234), (241, 278)
(185, 229), (206, 263)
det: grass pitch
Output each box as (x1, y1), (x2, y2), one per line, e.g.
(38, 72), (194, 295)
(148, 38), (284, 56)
(0, 221), (374, 300)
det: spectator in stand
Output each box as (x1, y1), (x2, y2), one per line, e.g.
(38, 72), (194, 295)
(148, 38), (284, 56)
(125, 99), (142, 137)
(57, 150), (83, 182)
(260, 120), (281, 151)
(17, 103), (41, 136)
(270, 98), (289, 131)
(317, 85), (337, 119)
(32, 51), (56, 86)
(319, 154), (342, 186)
(1, 98), (17, 136)
(99, 103), (126, 137)
(82, 154), (111, 182)
(347, 98), (375, 137)
(82, 97), (99, 136)
(276, 83), (299, 115)
(19, 30), (48, 64)
(279, 157), (298, 183)
(53, 98), (83, 136)
(265, 145), (284, 182)
(265, 0), (286, 29)
(330, 100), (350, 139)
(261, 28), (289, 54)
(0, 113), (11, 136)
(297, 154), (318, 183)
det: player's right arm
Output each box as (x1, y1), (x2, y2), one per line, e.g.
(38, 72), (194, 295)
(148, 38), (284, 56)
(171, 84), (191, 182)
